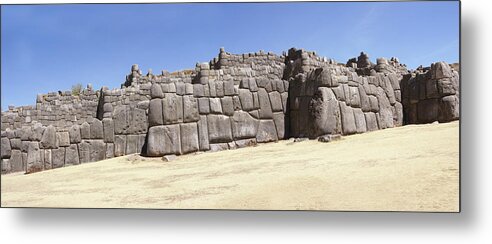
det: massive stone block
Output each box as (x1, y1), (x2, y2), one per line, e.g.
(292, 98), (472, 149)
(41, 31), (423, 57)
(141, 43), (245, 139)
(209, 98), (223, 114)
(198, 97), (210, 114)
(180, 123), (199, 154)
(207, 114), (233, 143)
(309, 87), (341, 137)
(417, 99), (439, 123)
(26, 142), (42, 174)
(258, 88), (273, 119)
(269, 91), (283, 112)
(146, 125), (181, 156)
(40, 125), (58, 149)
(10, 149), (23, 172)
(114, 135), (126, 157)
(198, 115), (210, 151)
(148, 99), (164, 126)
(88, 140), (106, 162)
(69, 124), (81, 144)
(272, 112), (286, 139)
(183, 95), (200, 122)
(231, 111), (259, 140)
(340, 102), (357, 135)
(126, 135), (139, 154)
(238, 89), (254, 111)
(1, 137), (11, 159)
(52, 147), (66, 169)
(256, 120), (278, 143)
(57, 131), (70, 147)
(102, 118), (115, 143)
(439, 95), (460, 122)
(353, 108), (367, 133)
(65, 144), (79, 166)
(221, 97), (234, 116)
(80, 122), (91, 139)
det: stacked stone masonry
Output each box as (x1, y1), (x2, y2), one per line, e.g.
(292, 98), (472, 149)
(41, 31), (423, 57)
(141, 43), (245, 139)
(1, 47), (460, 174)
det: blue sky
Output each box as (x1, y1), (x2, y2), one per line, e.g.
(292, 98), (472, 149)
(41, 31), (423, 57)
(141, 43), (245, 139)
(1, 1), (459, 110)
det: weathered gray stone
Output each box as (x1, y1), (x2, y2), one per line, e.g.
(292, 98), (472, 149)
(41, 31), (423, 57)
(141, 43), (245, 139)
(43, 149), (52, 170)
(102, 118), (115, 143)
(183, 95), (200, 122)
(1, 159), (10, 174)
(437, 78), (457, 96)
(340, 102), (357, 135)
(376, 88), (394, 129)
(149, 98), (164, 126)
(78, 140), (90, 163)
(31, 123), (44, 141)
(90, 120), (104, 139)
(439, 95), (459, 122)
(106, 143), (114, 159)
(417, 99), (439, 123)
(231, 111), (259, 140)
(176, 82), (186, 95)
(151, 83), (164, 98)
(65, 144), (79, 166)
(224, 79), (235, 96)
(198, 115), (210, 151)
(162, 93), (182, 124)
(1, 137), (11, 159)
(10, 150), (23, 172)
(309, 87), (341, 137)
(272, 112), (285, 139)
(208, 143), (228, 152)
(234, 138), (257, 148)
(221, 97), (234, 116)
(88, 140), (106, 162)
(180, 123), (199, 154)
(137, 100), (150, 110)
(51, 147), (65, 169)
(198, 97), (211, 115)
(162, 154), (177, 162)
(258, 88), (273, 119)
(69, 125), (81, 144)
(238, 89), (254, 111)
(20, 126), (32, 141)
(256, 120), (278, 143)
(316, 68), (338, 87)
(126, 135), (139, 155)
(56, 132), (70, 147)
(209, 98), (223, 114)
(40, 125), (58, 149)
(269, 91), (283, 112)
(431, 62), (453, 80)
(80, 122), (91, 139)
(146, 125), (181, 156)
(207, 114), (233, 143)
(353, 108), (367, 133)
(137, 134), (146, 154)
(10, 138), (21, 150)
(216, 80), (225, 97)
(114, 135), (126, 157)
(318, 134), (341, 143)
(364, 112), (379, 131)
(26, 142), (42, 174)
(193, 84), (205, 97)
(232, 95), (242, 111)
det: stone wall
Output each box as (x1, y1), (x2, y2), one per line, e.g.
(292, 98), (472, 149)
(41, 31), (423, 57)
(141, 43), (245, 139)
(285, 48), (406, 138)
(400, 62), (460, 124)
(1, 85), (99, 131)
(1, 47), (460, 175)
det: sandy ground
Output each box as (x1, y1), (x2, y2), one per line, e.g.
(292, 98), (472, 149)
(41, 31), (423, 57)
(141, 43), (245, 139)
(1, 121), (459, 211)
